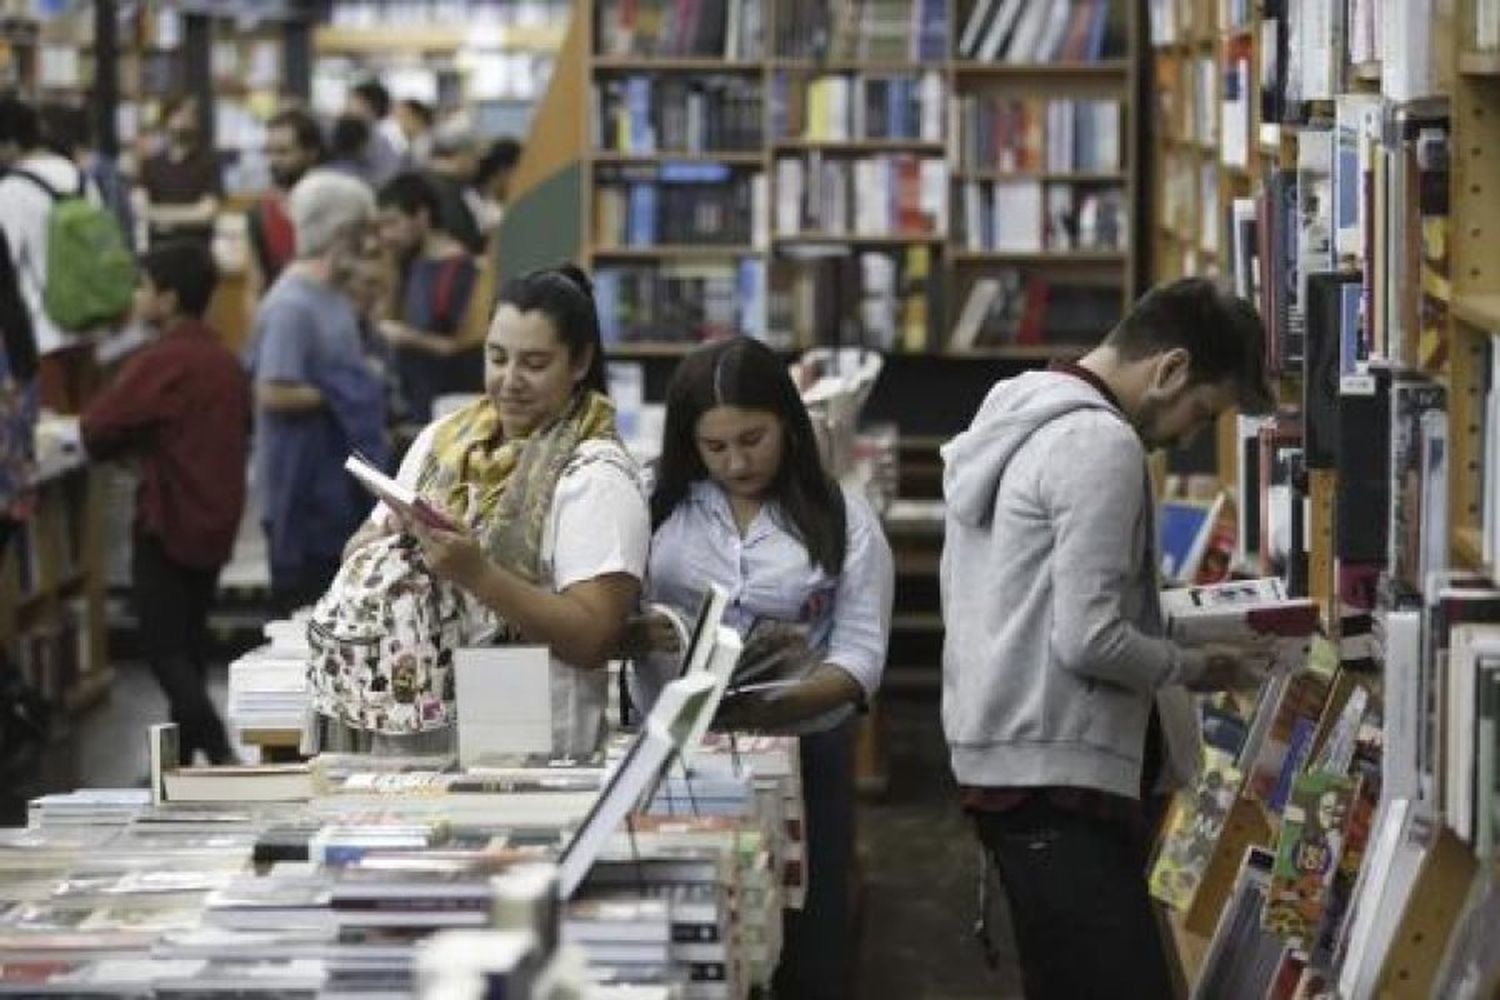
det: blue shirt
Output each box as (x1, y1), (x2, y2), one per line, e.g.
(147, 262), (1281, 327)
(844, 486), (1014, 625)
(245, 272), (388, 573)
(639, 479), (894, 730)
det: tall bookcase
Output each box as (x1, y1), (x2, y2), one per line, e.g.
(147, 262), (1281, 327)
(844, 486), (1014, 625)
(540, 0), (1144, 362)
(1143, 0), (1500, 996)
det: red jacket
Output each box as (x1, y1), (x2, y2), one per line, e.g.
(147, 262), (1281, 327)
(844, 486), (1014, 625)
(82, 319), (251, 569)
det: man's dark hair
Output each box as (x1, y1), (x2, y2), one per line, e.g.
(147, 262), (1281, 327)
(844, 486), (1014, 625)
(268, 108), (325, 160)
(396, 99), (434, 129)
(476, 136), (523, 186)
(37, 102), (91, 156)
(0, 95), (40, 150)
(378, 171), (443, 227)
(352, 80), (392, 119)
(330, 114), (371, 160)
(141, 240), (219, 318)
(1104, 278), (1274, 414)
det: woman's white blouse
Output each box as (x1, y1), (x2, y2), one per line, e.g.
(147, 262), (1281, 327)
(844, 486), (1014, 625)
(639, 479), (894, 729)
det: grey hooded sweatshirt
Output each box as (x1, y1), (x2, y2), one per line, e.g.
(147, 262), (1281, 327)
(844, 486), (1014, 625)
(940, 369), (1200, 800)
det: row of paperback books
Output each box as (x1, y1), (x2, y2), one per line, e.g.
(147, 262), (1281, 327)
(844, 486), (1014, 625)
(951, 95), (1122, 175)
(594, 76), (765, 155)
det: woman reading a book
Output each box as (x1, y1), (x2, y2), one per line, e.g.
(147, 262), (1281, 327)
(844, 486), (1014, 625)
(628, 336), (894, 1000)
(321, 264), (650, 757)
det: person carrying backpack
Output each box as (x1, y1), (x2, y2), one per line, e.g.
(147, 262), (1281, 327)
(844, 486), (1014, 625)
(374, 171), (485, 423)
(0, 96), (135, 410)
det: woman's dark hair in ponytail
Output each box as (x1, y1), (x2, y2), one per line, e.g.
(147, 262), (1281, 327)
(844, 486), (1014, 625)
(652, 337), (847, 575)
(494, 262), (609, 396)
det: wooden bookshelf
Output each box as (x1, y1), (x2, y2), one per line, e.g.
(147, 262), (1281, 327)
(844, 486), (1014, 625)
(1145, 0), (1500, 994)
(0, 452), (111, 719)
(314, 23), (566, 54)
(561, 0), (1142, 354)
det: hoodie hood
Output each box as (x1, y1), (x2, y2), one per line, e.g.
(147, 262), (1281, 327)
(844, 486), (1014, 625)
(942, 370), (1126, 528)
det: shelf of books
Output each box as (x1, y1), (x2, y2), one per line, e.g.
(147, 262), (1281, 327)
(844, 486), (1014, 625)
(0, 428), (110, 719)
(565, 0), (1140, 359)
(1144, 0), (1500, 995)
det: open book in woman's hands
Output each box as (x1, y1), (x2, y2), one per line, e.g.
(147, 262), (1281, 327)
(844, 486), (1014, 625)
(344, 454), (460, 532)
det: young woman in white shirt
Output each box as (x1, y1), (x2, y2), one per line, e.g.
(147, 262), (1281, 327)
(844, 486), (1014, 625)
(331, 265), (650, 757)
(631, 336), (894, 999)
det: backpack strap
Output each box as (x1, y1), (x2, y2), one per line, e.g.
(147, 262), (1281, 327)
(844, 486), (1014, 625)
(6, 168), (60, 202)
(432, 256), (465, 331)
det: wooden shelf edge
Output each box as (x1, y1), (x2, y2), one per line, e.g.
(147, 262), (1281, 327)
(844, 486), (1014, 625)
(315, 24), (565, 54)
(1459, 51), (1500, 77)
(592, 56), (763, 71)
(1452, 292), (1500, 333)
(951, 250), (1127, 263)
(774, 233), (946, 246)
(1454, 527), (1489, 574)
(773, 139), (946, 152)
(951, 59), (1129, 75)
(955, 170), (1126, 182)
(591, 150), (765, 164)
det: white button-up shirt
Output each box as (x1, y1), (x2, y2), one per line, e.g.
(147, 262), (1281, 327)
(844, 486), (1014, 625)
(637, 479), (894, 730)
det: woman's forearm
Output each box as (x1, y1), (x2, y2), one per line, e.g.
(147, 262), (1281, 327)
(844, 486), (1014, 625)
(466, 562), (636, 670)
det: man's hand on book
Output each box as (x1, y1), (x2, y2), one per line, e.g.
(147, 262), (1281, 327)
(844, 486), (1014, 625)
(1177, 642), (1275, 692)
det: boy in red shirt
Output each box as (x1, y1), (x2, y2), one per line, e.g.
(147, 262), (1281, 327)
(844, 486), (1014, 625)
(82, 241), (251, 765)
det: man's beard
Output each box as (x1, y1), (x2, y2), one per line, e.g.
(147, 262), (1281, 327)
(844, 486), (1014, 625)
(271, 166), (305, 190)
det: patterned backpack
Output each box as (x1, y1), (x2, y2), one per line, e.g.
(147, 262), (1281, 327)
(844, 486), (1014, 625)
(306, 533), (498, 735)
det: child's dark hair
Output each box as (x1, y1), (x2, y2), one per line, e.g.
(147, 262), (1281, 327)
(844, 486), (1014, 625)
(652, 337), (847, 575)
(378, 171), (443, 226)
(0, 95), (40, 150)
(494, 264), (608, 398)
(141, 240), (219, 318)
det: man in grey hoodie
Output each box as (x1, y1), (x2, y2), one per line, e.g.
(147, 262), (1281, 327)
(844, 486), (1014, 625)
(940, 278), (1275, 998)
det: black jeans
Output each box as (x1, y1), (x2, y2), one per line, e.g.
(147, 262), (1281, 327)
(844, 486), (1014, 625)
(774, 719), (856, 1000)
(971, 795), (1172, 1000)
(132, 532), (231, 765)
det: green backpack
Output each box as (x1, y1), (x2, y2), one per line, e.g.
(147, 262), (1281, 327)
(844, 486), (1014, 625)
(11, 169), (137, 332)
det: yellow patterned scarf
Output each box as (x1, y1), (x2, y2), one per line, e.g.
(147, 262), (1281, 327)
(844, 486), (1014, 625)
(415, 390), (619, 584)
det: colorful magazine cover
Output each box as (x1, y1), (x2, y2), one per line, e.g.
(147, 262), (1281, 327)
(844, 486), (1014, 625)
(1263, 769), (1359, 947)
(1149, 748), (1244, 910)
